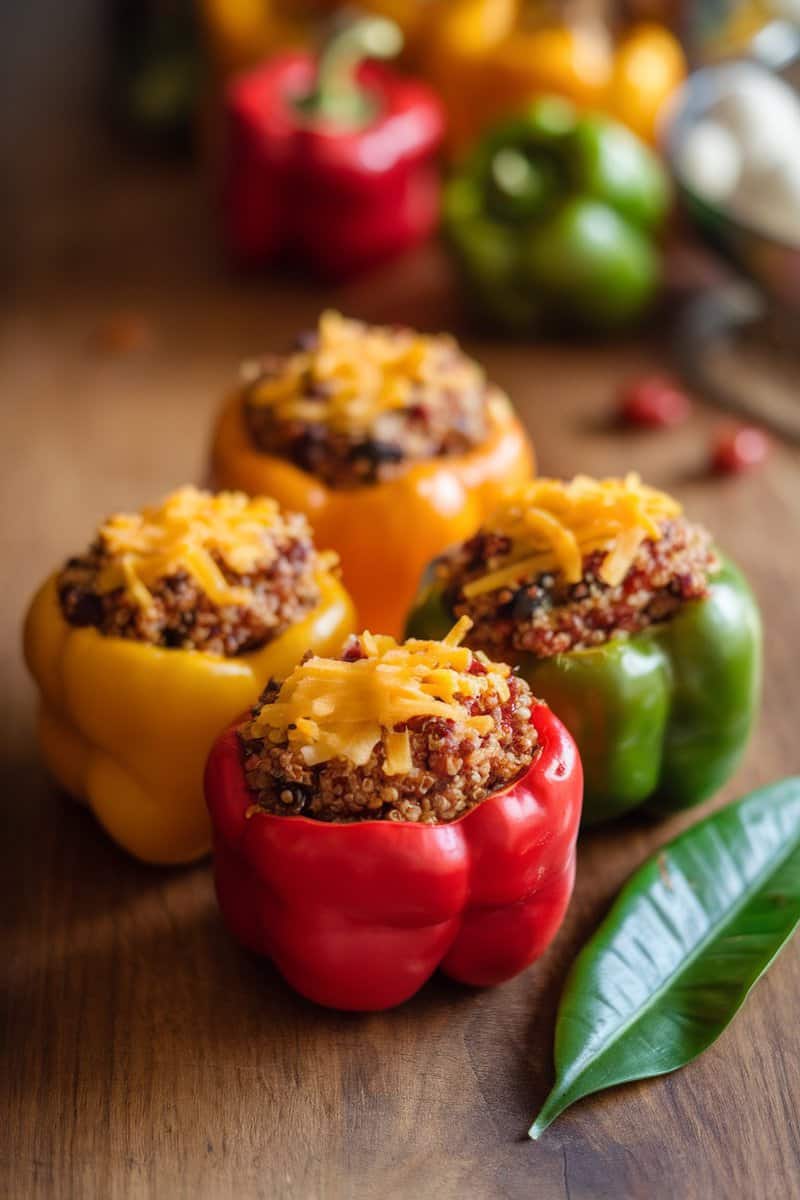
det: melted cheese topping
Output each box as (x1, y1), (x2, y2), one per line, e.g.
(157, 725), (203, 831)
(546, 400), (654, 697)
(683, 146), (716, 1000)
(463, 474), (682, 598)
(248, 616), (511, 773)
(246, 310), (485, 436)
(95, 486), (298, 609)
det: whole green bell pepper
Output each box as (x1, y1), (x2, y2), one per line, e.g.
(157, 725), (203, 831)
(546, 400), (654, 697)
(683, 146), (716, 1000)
(443, 96), (670, 333)
(405, 556), (762, 825)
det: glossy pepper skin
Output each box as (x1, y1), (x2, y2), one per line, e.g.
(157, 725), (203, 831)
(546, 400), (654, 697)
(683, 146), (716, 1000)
(223, 36), (445, 277)
(205, 703), (582, 1011)
(210, 390), (534, 637)
(444, 97), (670, 334)
(422, 8), (686, 154)
(405, 558), (762, 826)
(23, 573), (355, 864)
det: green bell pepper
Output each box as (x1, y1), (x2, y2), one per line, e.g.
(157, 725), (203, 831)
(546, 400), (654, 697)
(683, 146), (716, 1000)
(443, 96), (670, 333)
(405, 556), (762, 825)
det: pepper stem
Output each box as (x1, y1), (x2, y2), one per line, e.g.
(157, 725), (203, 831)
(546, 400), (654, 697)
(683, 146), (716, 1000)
(295, 16), (403, 126)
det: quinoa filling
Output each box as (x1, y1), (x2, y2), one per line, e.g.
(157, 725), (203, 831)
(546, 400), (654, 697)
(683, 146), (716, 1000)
(440, 516), (715, 659)
(57, 488), (326, 657)
(239, 623), (538, 824)
(241, 311), (496, 488)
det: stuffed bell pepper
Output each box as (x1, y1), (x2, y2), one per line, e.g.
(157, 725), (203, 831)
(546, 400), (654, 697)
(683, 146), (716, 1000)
(210, 311), (534, 636)
(23, 486), (355, 864)
(406, 475), (762, 825)
(205, 617), (582, 1010)
(444, 96), (670, 333)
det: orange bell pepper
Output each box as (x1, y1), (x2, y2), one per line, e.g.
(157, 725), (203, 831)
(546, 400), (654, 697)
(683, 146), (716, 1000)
(210, 391), (533, 637)
(604, 24), (688, 144)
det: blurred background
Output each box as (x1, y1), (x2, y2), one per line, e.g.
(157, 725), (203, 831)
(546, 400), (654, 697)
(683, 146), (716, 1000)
(4, 0), (800, 562)
(5, 0), (800, 454)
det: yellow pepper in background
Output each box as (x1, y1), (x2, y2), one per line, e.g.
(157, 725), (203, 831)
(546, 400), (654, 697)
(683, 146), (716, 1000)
(24, 572), (355, 865)
(210, 390), (533, 638)
(422, 4), (687, 153)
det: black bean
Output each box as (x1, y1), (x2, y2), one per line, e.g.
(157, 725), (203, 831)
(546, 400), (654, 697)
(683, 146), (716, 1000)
(349, 440), (405, 466)
(511, 586), (543, 620)
(60, 586), (103, 627)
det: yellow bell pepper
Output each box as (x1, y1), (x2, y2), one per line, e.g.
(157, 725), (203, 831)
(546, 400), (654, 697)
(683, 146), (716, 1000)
(421, 4), (686, 152)
(210, 391), (534, 638)
(24, 571), (355, 865)
(604, 24), (689, 144)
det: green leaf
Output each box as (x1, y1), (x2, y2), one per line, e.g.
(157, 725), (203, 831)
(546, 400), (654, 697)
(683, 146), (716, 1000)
(529, 778), (800, 1138)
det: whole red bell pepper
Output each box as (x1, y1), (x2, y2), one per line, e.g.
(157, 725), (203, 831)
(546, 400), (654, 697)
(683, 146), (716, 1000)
(205, 703), (582, 1011)
(223, 16), (445, 277)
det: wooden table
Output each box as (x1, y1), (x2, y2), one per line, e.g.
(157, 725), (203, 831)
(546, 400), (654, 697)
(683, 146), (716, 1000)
(3, 7), (799, 1198)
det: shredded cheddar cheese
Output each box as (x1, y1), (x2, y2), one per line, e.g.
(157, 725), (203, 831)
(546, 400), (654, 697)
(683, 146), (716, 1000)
(248, 620), (511, 774)
(463, 474), (682, 598)
(246, 310), (485, 436)
(95, 486), (303, 610)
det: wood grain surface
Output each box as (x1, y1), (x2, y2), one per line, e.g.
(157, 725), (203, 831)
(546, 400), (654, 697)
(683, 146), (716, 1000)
(3, 5), (799, 1198)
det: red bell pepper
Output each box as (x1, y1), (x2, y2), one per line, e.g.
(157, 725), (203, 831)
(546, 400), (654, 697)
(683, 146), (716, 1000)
(205, 703), (582, 1011)
(223, 16), (445, 277)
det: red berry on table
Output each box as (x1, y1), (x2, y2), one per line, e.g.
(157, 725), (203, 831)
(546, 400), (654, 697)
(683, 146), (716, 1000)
(714, 427), (767, 472)
(619, 376), (692, 428)
(711, 426), (770, 474)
